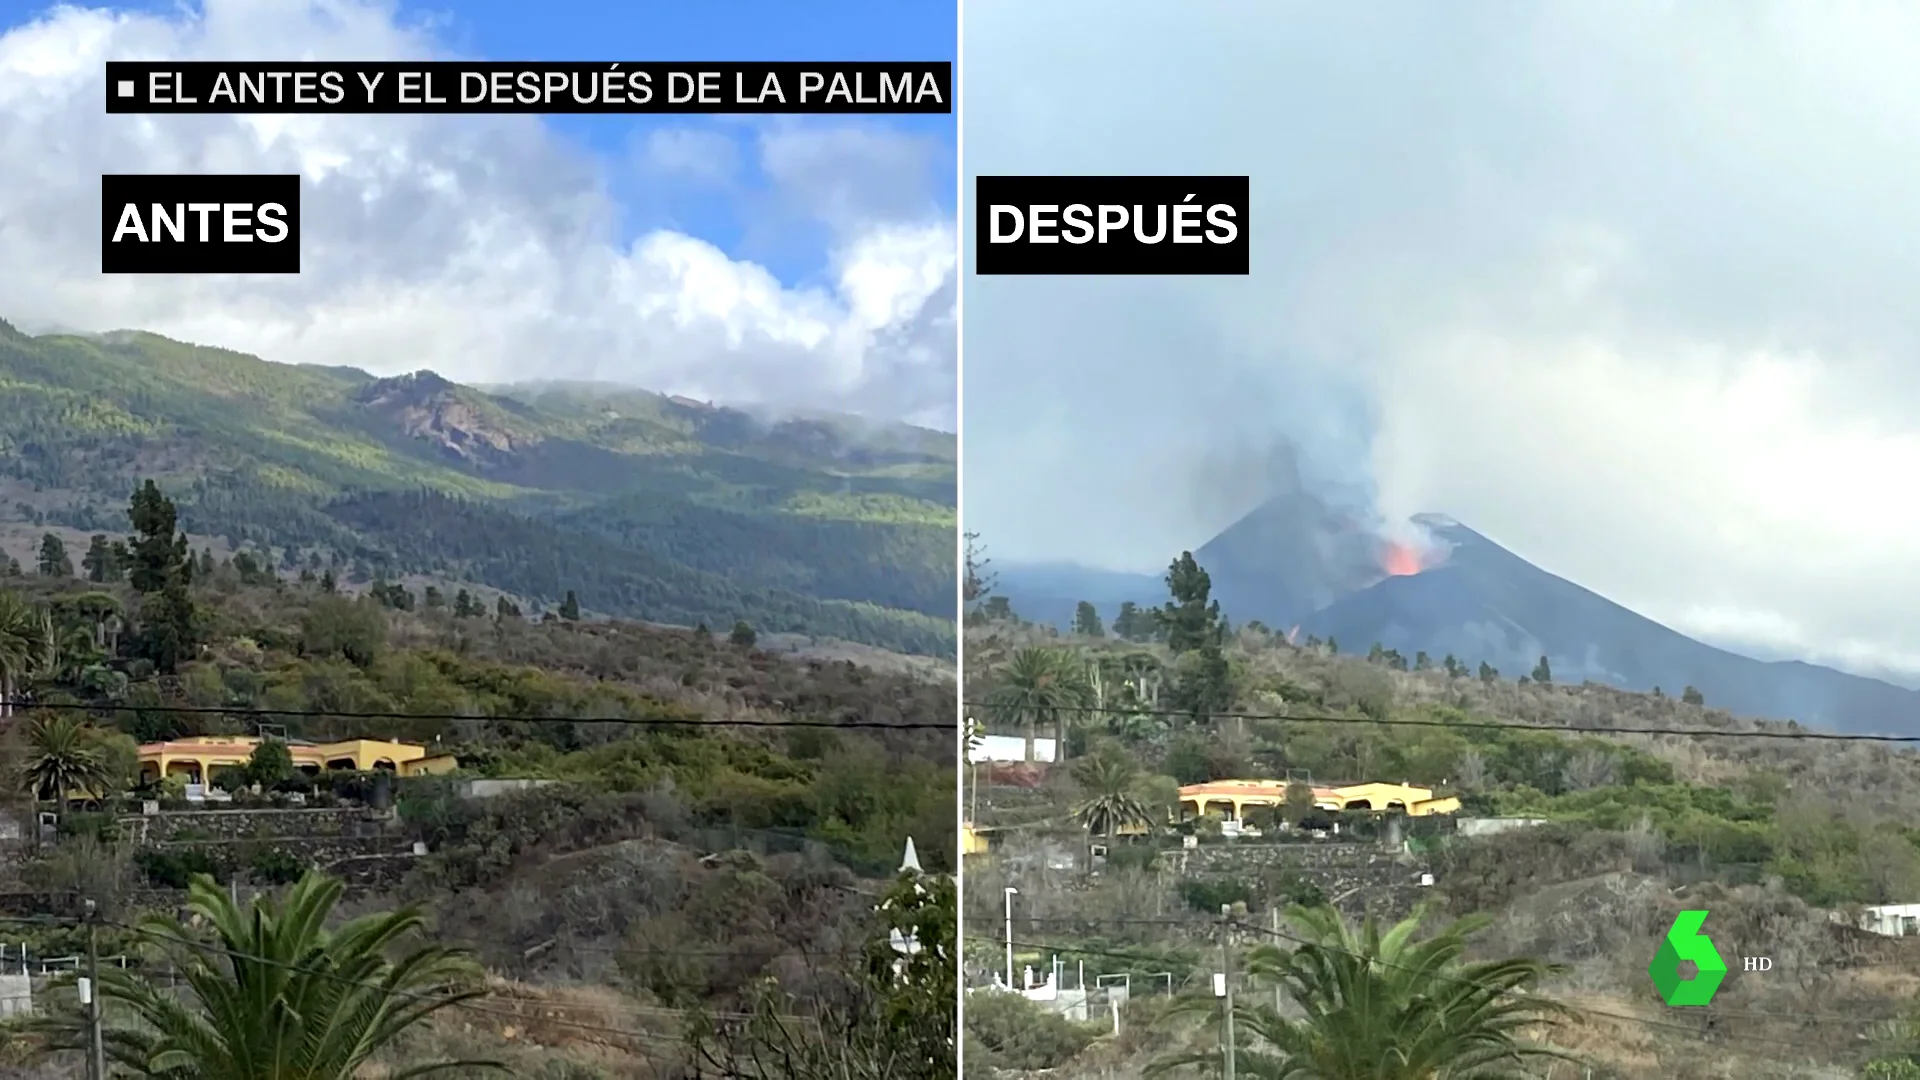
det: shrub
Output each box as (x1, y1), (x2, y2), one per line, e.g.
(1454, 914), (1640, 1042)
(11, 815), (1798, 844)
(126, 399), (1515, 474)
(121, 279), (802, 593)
(134, 848), (226, 888)
(964, 991), (1101, 1072)
(248, 847), (307, 885)
(1177, 878), (1255, 913)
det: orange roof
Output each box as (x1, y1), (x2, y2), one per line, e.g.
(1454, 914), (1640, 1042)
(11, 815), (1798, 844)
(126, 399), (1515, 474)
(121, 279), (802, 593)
(139, 737), (425, 756)
(141, 740), (262, 755)
(1178, 779), (1440, 800)
(1179, 780), (1339, 799)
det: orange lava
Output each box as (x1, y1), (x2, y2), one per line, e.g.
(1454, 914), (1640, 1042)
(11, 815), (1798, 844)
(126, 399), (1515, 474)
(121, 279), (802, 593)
(1382, 542), (1423, 577)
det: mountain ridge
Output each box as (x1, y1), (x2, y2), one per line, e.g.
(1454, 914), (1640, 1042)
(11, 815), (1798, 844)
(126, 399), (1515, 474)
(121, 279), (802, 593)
(0, 323), (955, 655)
(993, 500), (1920, 734)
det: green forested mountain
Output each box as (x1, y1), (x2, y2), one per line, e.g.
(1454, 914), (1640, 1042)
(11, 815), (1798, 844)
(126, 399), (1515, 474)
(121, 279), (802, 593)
(0, 320), (955, 654)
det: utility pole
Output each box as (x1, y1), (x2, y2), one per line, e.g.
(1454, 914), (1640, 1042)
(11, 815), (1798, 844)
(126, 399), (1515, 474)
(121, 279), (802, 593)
(1004, 887), (1018, 991)
(1221, 905), (1236, 1080)
(1272, 905), (1284, 1016)
(84, 898), (105, 1080)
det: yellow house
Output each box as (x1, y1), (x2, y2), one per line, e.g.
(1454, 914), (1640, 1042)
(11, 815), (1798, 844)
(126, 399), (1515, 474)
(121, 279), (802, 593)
(962, 824), (991, 856)
(1178, 779), (1461, 824)
(137, 735), (458, 786)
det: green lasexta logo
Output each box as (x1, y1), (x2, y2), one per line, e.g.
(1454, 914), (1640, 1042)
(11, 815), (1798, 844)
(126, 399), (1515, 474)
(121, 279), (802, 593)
(1649, 909), (1727, 1006)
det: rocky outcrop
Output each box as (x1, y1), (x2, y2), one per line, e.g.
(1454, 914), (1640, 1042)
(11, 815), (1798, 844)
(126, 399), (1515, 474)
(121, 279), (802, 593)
(355, 370), (526, 465)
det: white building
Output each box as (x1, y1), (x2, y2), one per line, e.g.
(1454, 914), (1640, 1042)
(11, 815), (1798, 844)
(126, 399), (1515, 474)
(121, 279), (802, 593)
(967, 734), (1055, 764)
(1841, 903), (1920, 937)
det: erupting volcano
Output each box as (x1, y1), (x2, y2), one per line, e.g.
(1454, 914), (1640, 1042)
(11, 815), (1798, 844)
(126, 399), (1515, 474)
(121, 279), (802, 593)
(1381, 541), (1425, 577)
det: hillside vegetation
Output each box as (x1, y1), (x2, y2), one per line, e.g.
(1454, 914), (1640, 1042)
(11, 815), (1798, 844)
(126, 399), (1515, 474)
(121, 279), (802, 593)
(0, 482), (956, 1077)
(963, 546), (1920, 1080)
(0, 320), (954, 655)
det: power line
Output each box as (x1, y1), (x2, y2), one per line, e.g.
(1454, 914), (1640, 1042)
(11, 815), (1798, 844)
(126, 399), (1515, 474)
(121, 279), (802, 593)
(12, 699), (951, 731)
(961, 699), (1910, 744)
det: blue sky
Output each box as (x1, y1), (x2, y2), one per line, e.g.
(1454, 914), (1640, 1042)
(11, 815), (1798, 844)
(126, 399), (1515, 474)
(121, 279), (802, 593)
(426, 0), (958, 283)
(0, 0), (956, 285)
(0, 0), (959, 426)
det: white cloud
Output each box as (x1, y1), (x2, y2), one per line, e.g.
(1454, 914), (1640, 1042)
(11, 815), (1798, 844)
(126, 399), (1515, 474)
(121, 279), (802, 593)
(963, 0), (1920, 674)
(0, 0), (957, 428)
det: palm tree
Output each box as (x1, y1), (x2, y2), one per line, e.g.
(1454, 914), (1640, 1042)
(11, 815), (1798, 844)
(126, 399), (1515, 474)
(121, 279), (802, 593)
(985, 647), (1092, 763)
(1070, 748), (1155, 841)
(18, 712), (111, 807)
(1151, 903), (1572, 1079)
(48, 871), (501, 1079)
(0, 589), (52, 719)
(48, 617), (100, 684)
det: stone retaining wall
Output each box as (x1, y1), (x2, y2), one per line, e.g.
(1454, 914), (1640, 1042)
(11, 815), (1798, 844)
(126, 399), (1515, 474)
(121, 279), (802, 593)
(118, 807), (394, 844)
(1171, 842), (1434, 920)
(150, 832), (415, 866)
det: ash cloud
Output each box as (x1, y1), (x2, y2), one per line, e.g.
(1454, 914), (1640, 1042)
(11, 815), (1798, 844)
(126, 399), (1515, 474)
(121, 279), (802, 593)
(964, 0), (1920, 677)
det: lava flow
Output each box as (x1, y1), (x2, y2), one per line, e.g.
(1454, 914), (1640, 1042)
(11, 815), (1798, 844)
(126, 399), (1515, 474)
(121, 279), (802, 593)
(1381, 541), (1424, 577)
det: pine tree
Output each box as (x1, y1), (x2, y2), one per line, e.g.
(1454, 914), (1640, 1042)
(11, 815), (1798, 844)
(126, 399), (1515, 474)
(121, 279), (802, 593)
(1160, 551), (1230, 719)
(1072, 601), (1105, 638)
(81, 534), (115, 582)
(1161, 552), (1222, 656)
(559, 590), (581, 621)
(36, 533), (72, 577)
(126, 480), (197, 672)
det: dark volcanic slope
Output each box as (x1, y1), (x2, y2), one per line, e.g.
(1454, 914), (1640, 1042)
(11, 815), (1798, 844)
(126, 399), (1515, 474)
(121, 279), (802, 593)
(997, 490), (1390, 631)
(1298, 516), (1920, 735)
(1195, 491), (1383, 627)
